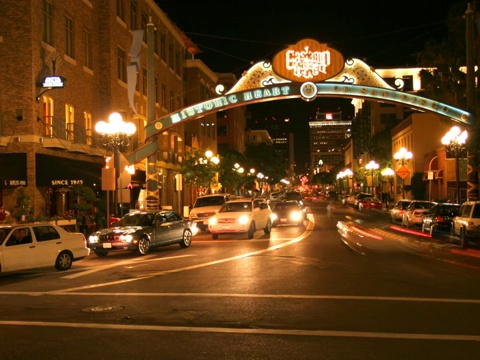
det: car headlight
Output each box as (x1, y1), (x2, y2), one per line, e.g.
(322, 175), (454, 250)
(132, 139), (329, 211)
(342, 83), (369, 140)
(271, 213), (278, 221)
(238, 215), (249, 225)
(208, 217), (218, 226)
(119, 234), (134, 243)
(88, 234), (99, 243)
(290, 211), (302, 221)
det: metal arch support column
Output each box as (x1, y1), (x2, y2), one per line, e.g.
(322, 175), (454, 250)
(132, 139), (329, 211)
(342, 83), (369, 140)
(145, 17), (159, 211)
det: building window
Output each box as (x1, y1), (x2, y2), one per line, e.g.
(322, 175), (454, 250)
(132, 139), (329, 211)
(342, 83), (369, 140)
(42, 0), (53, 45)
(117, 0), (125, 22)
(161, 83), (167, 109)
(218, 125), (228, 136)
(42, 96), (54, 136)
(65, 104), (75, 141)
(142, 67), (147, 95)
(155, 77), (159, 104)
(117, 47), (127, 82)
(169, 90), (174, 112)
(85, 112), (93, 145)
(175, 50), (180, 75)
(130, 0), (138, 30)
(83, 29), (92, 69)
(141, 12), (148, 42)
(160, 33), (166, 62)
(64, 16), (75, 59)
(154, 27), (159, 54)
(168, 40), (174, 69)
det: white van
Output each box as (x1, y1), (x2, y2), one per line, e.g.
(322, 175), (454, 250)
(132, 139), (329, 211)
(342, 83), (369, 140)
(451, 201), (480, 241)
(189, 194), (235, 231)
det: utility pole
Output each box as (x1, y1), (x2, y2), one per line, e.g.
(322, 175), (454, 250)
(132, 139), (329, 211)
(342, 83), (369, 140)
(465, 3), (479, 201)
(145, 17), (160, 211)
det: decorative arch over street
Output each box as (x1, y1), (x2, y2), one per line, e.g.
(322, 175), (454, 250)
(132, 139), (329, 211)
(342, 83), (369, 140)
(128, 39), (473, 165)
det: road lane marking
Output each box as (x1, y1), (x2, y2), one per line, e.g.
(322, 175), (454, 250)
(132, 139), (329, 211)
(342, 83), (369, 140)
(62, 254), (195, 279)
(0, 320), (479, 341)
(46, 220), (315, 294)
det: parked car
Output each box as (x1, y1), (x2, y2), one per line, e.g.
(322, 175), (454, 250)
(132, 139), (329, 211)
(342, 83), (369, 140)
(346, 192), (372, 209)
(402, 200), (437, 228)
(271, 200), (306, 227)
(88, 210), (196, 256)
(208, 198), (272, 239)
(421, 203), (461, 233)
(357, 197), (383, 211)
(188, 193), (235, 231)
(451, 200), (480, 241)
(390, 200), (412, 223)
(0, 223), (90, 273)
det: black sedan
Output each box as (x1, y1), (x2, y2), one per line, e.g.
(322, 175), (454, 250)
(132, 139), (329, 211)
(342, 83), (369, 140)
(87, 210), (197, 256)
(271, 200), (306, 227)
(421, 203), (461, 234)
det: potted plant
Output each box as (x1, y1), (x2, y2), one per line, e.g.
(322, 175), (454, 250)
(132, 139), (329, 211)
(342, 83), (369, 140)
(12, 186), (31, 222)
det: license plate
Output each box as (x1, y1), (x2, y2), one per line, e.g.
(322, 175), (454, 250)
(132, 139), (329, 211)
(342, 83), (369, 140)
(103, 243), (112, 248)
(280, 218), (287, 222)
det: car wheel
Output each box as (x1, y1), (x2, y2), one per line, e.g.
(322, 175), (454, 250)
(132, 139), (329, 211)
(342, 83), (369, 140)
(247, 222), (255, 239)
(55, 251), (73, 271)
(137, 237), (150, 255)
(94, 250), (108, 257)
(212, 233), (219, 240)
(264, 219), (272, 234)
(179, 229), (192, 248)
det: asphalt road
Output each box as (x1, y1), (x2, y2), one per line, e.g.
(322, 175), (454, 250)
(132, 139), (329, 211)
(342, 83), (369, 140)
(0, 202), (479, 359)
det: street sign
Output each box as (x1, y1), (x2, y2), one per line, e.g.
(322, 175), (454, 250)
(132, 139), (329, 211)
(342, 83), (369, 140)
(397, 166), (410, 180)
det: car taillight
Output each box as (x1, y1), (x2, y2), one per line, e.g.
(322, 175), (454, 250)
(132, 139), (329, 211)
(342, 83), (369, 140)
(436, 215), (446, 223)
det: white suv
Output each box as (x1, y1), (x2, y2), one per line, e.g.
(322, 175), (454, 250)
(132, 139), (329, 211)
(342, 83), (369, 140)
(208, 198), (272, 239)
(189, 194), (235, 231)
(451, 201), (480, 241)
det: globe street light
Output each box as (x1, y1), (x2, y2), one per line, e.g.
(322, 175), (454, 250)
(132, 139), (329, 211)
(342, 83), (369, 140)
(441, 126), (468, 204)
(95, 112), (136, 225)
(394, 147), (413, 199)
(365, 160), (379, 196)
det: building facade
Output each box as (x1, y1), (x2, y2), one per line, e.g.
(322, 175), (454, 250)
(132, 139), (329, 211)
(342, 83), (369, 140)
(0, 0), (219, 221)
(309, 111), (351, 175)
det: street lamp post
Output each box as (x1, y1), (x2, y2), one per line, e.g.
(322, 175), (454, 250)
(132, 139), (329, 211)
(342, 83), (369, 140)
(344, 168), (353, 195)
(381, 167), (395, 208)
(203, 150), (220, 194)
(394, 147), (413, 199)
(95, 112), (136, 225)
(365, 160), (379, 196)
(441, 126), (468, 204)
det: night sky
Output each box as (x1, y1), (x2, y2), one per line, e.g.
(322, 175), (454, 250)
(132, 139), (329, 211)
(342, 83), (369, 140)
(156, 0), (464, 167)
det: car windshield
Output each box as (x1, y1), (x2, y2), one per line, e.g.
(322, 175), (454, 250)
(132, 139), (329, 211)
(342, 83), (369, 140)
(194, 196), (226, 207)
(274, 202), (300, 210)
(437, 205), (461, 216)
(115, 213), (154, 226)
(220, 202), (252, 213)
(412, 202), (435, 209)
(284, 192), (302, 200)
(0, 228), (13, 245)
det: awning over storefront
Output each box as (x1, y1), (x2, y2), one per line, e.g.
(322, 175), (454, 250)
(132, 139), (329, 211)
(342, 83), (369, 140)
(36, 154), (103, 187)
(0, 153), (27, 187)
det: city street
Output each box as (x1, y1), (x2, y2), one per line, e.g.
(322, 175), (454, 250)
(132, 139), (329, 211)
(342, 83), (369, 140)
(1, 202), (480, 359)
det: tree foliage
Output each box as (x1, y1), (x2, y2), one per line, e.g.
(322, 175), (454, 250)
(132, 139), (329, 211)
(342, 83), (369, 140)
(180, 149), (220, 189)
(243, 143), (289, 186)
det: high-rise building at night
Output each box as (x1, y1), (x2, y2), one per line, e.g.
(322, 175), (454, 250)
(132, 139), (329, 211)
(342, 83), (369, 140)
(309, 111), (352, 174)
